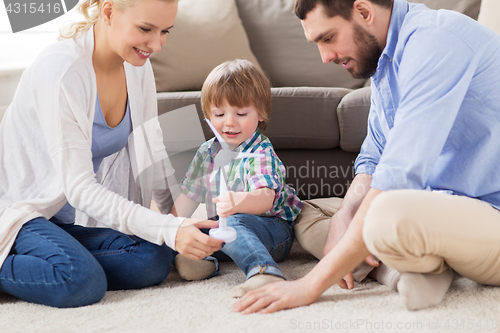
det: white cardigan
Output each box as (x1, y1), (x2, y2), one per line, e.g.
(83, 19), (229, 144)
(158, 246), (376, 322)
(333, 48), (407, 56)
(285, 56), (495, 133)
(0, 27), (183, 268)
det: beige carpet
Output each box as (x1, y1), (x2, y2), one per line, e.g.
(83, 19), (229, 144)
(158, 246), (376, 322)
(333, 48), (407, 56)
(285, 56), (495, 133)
(1, 239), (499, 333)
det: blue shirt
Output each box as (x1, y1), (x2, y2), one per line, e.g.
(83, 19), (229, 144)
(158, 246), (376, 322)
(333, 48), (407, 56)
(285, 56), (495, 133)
(354, 0), (500, 210)
(90, 95), (132, 173)
(53, 94), (132, 223)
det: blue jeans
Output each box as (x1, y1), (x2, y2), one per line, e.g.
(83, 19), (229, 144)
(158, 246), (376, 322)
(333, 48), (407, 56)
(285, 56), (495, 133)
(0, 217), (174, 308)
(220, 214), (294, 280)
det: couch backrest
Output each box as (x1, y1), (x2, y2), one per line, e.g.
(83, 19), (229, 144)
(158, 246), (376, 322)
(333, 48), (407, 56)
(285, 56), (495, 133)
(410, 0), (482, 19)
(150, 0), (482, 93)
(234, 0), (366, 90)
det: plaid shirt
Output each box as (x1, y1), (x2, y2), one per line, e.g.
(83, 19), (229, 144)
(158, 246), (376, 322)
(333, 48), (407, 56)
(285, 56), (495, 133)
(180, 130), (302, 221)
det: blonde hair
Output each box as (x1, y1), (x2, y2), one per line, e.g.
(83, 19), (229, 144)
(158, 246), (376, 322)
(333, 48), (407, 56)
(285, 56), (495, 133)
(59, 0), (177, 40)
(201, 59), (271, 132)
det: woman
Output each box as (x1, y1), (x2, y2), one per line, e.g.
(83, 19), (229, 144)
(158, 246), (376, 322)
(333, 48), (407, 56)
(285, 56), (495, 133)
(0, 0), (223, 308)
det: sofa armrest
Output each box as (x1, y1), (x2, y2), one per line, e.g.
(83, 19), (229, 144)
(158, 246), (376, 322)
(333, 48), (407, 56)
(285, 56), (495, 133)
(337, 86), (371, 152)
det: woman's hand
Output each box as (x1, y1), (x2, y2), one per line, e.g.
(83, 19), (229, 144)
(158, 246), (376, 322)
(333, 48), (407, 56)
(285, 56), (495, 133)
(174, 218), (224, 260)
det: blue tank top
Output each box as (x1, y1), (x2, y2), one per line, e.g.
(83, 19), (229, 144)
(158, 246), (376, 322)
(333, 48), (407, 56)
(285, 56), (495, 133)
(53, 94), (132, 223)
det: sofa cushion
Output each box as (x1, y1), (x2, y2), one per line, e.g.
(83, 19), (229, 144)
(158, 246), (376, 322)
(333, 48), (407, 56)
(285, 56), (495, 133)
(337, 87), (371, 153)
(267, 87), (350, 150)
(234, 0), (366, 89)
(477, 0), (500, 35)
(150, 0), (260, 92)
(411, 0), (482, 19)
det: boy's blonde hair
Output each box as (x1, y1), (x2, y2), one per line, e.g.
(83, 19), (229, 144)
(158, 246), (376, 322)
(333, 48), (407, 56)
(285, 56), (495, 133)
(59, 0), (178, 39)
(201, 59), (271, 132)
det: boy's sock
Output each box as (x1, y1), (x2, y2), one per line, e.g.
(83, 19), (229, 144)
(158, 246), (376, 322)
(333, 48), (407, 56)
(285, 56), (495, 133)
(369, 262), (402, 291)
(231, 274), (284, 298)
(397, 267), (453, 311)
(175, 254), (216, 281)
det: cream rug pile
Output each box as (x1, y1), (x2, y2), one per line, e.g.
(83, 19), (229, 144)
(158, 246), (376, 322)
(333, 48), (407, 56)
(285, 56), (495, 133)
(1, 239), (499, 333)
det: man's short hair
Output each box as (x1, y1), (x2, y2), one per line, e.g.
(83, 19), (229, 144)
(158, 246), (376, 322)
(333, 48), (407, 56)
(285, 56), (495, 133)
(201, 59), (271, 132)
(294, 0), (393, 21)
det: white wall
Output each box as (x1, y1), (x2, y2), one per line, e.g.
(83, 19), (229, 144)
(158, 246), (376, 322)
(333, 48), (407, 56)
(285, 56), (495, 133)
(478, 0), (500, 35)
(0, 4), (84, 123)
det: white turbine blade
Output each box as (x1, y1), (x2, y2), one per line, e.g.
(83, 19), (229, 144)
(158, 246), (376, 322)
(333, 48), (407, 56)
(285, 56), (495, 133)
(210, 167), (220, 182)
(235, 152), (265, 160)
(219, 167), (229, 197)
(205, 119), (229, 150)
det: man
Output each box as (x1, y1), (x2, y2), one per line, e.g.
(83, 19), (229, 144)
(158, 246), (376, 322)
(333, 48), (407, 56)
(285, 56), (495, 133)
(232, 0), (500, 313)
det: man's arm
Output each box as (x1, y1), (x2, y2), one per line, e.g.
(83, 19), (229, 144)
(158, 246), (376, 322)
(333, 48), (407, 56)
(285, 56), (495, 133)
(232, 188), (382, 314)
(213, 188), (275, 217)
(324, 173), (378, 289)
(323, 173), (372, 256)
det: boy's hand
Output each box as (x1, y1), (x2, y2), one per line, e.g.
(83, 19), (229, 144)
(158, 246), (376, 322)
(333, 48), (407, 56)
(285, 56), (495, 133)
(213, 191), (243, 217)
(213, 188), (275, 217)
(175, 218), (224, 260)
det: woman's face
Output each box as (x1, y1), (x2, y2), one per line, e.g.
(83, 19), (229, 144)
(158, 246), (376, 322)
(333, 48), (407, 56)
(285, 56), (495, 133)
(107, 0), (177, 66)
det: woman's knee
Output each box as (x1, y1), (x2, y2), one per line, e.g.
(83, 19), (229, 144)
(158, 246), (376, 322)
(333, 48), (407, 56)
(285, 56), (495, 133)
(145, 243), (174, 284)
(49, 257), (107, 308)
(122, 242), (173, 289)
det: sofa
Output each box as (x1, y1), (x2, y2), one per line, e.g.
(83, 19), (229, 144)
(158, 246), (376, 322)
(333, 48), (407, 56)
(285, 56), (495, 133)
(150, 0), (484, 201)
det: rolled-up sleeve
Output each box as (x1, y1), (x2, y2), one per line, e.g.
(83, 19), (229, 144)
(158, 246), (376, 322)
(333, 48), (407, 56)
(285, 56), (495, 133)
(246, 149), (282, 195)
(355, 92), (386, 176)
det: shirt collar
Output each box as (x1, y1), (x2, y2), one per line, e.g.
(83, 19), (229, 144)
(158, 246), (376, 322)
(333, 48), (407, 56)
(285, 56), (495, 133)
(380, 0), (409, 62)
(208, 130), (262, 158)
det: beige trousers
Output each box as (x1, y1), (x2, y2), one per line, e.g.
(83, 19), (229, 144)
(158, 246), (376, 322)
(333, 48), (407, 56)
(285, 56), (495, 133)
(294, 198), (343, 260)
(363, 190), (500, 285)
(293, 198), (375, 282)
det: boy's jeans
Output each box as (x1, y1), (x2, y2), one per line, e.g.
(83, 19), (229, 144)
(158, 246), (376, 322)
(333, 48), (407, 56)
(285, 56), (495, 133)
(220, 214), (294, 280)
(0, 217), (173, 308)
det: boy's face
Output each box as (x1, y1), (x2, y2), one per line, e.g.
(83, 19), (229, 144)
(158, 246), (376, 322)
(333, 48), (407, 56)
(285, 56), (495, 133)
(209, 101), (264, 148)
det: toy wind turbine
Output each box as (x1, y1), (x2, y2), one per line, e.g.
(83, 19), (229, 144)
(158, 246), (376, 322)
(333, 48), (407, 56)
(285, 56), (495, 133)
(205, 119), (264, 243)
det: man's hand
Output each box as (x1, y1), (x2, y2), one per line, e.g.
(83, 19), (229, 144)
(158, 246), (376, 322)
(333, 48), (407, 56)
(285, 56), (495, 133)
(323, 211), (379, 289)
(323, 209), (351, 257)
(323, 210), (355, 289)
(322, 174), (378, 289)
(174, 218), (224, 260)
(336, 255), (379, 289)
(232, 278), (320, 314)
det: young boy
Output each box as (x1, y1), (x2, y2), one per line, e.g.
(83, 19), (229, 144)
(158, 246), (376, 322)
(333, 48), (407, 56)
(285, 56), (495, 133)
(171, 59), (303, 297)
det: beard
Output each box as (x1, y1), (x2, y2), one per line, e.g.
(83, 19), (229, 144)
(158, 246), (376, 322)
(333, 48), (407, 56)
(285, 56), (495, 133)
(349, 22), (382, 79)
